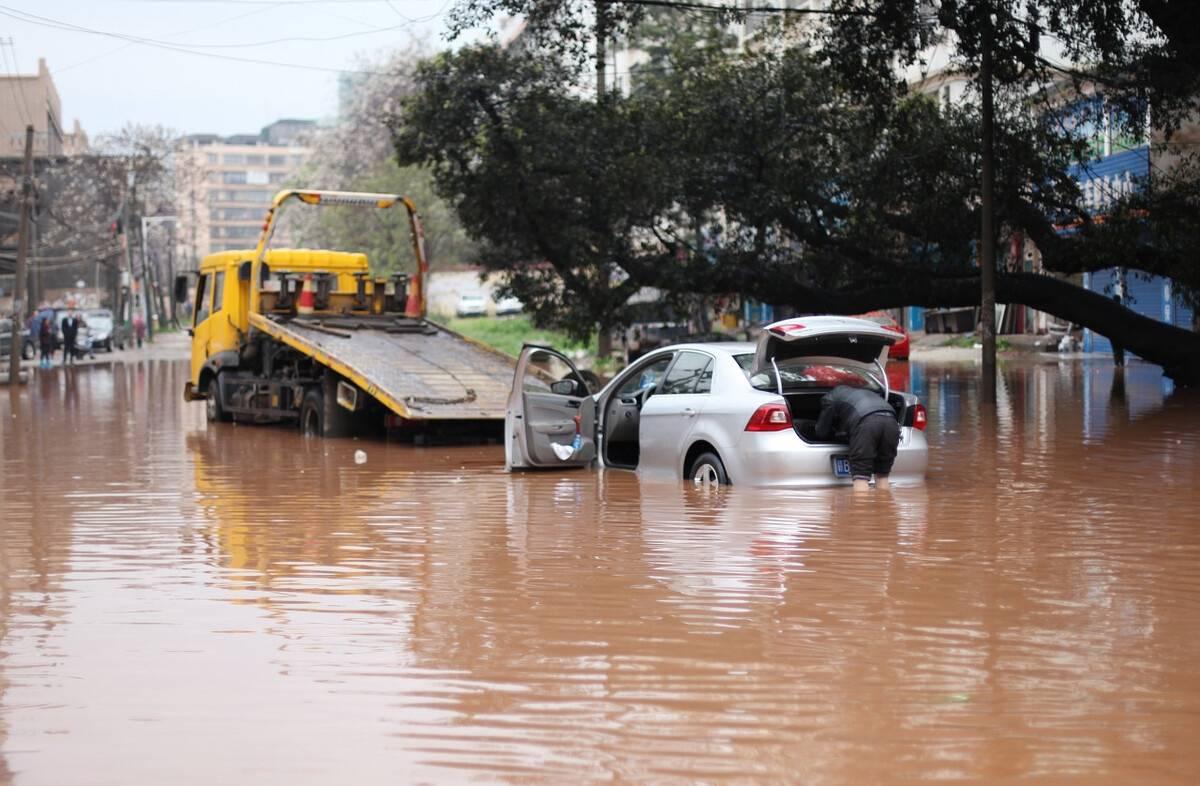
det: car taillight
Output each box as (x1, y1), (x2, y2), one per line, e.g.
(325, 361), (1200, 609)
(912, 403), (927, 430)
(745, 403), (792, 432)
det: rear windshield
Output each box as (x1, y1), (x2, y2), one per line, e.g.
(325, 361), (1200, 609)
(749, 360), (881, 392)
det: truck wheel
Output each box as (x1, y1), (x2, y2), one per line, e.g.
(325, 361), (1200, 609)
(301, 389), (324, 437)
(206, 376), (230, 423)
(689, 452), (729, 488)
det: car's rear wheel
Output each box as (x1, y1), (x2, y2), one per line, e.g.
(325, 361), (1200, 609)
(689, 452), (729, 488)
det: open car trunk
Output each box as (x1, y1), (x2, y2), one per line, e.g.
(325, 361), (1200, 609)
(788, 391), (910, 443)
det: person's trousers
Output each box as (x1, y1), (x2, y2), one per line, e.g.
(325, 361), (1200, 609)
(848, 413), (900, 480)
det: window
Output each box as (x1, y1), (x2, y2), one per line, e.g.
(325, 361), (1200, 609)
(223, 153), (245, 165)
(194, 274), (211, 324)
(245, 154), (265, 166)
(206, 153), (218, 165)
(616, 355), (673, 397)
(269, 172), (288, 184)
(290, 154), (303, 166)
(660, 351), (713, 394)
(212, 271), (225, 313)
(268, 154), (287, 167)
(521, 349), (587, 395)
(223, 171), (247, 184)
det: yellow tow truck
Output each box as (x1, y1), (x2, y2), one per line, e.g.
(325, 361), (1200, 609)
(178, 189), (516, 438)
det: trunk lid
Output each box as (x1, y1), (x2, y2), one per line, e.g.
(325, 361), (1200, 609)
(755, 315), (899, 367)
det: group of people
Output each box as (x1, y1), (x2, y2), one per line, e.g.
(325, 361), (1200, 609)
(29, 304), (90, 368)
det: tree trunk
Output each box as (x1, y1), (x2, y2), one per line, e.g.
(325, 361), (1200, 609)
(760, 272), (1200, 386)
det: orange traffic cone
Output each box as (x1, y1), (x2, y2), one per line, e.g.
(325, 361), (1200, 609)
(297, 274), (315, 315)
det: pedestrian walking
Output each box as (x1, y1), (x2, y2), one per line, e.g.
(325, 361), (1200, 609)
(815, 384), (900, 492)
(61, 311), (81, 365)
(133, 312), (146, 349)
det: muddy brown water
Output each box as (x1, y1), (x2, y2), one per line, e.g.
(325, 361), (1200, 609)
(1, 359), (1198, 785)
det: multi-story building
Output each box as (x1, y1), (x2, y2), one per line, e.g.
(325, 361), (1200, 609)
(0, 57), (88, 158)
(175, 119), (315, 268)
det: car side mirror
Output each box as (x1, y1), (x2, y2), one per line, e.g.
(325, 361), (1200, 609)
(173, 275), (189, 303)
(551, 379), (578, 396)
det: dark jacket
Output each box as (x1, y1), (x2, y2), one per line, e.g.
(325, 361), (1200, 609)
(814, 385), (894, 441)
(62, 316), (80, 344)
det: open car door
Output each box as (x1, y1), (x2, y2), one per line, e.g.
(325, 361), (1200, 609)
(506, 345), (597, 470)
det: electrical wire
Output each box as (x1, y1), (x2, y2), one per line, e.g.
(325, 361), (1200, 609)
(53, 0), (295, 75)
(0, 5), (397, 74)
(0, 38), (32, 129)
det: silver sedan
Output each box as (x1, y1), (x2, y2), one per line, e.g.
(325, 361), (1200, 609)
(505, 316), (928, 487)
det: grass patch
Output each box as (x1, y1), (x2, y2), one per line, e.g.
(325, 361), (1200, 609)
(940, 335), (1012, 351)
(440, 316), (593, 359)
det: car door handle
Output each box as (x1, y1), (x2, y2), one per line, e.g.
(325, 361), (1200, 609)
(566, 399), (580, 408)
(682, 407), (697, 417)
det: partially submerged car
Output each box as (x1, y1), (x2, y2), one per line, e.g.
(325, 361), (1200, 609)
(505, 315), (928, 487)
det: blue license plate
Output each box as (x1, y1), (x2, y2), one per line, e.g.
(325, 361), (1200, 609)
(833, 456), (851, 478)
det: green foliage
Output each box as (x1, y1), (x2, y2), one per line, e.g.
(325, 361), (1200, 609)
(290, 162), (476, 274)
(392, 8), (1200, 336)
(441, 315), (592, 359)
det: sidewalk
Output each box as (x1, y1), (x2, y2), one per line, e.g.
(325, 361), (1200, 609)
(15, 329), (191, 370)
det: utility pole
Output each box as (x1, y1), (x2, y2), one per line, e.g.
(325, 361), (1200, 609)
(979, 12), (998, 405)
(593, 0), (615, 362)
(141, 215), (178, 339)
(8, 125), (33, 386)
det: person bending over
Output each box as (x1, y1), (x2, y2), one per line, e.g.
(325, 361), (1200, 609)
(815, 384), (900, 492)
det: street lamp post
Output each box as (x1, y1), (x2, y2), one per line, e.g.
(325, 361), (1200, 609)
(140, 215), (178, 342)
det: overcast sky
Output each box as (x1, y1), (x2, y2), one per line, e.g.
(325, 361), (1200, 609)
(1, 0), (460, 138)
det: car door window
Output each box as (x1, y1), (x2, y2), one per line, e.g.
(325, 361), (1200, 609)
(522, 348), (589, 396)
(194, 274), (211, 325)
(660, 351), (713, 394)
(616, 355), (673, 397)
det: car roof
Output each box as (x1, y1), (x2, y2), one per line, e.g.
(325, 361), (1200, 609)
(646, 341), (756, 355)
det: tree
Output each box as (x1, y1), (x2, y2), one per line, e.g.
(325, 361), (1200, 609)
(289, 49), (477, 274)
(393, 35), (1200, 384)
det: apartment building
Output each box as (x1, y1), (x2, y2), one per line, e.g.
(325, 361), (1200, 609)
(175, 119), (315, 267)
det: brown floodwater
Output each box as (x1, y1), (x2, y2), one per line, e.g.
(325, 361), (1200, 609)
(1, 358), (1198, 785)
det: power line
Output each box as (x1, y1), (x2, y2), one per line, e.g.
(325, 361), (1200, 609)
(0, 38), (33, 129)
(0, 5), (399, 75)
(0, 4), (444, 51)
(53, 0), (295, 75)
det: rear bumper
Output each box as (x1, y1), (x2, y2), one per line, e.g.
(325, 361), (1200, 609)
(726, 427), (928, 487)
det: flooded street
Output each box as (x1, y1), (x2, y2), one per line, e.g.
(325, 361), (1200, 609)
(1, 358), (1198, 785)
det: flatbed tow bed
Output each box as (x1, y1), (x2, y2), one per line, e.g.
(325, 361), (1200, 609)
(179, 189), (516, 438)
(249, 312), (514, 421)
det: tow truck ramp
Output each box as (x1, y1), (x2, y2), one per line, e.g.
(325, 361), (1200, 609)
(249, 312), (515, 421)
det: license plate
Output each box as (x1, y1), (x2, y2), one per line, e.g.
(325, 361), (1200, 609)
(832, 456), (851, 478)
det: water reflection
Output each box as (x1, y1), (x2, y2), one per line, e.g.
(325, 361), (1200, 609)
(0, 358), (1198, 784)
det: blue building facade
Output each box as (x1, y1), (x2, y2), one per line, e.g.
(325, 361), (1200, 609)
(1074, 139), (1195, 353)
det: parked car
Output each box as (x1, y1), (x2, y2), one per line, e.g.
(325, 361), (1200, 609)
(495, 296), (523, 316)
(0, 318), (11, 360)
(505, 315), (928, 487)
(854, 310), (910, 360)
(84, 308), (130, 352)
(455, 293), (487, 318)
